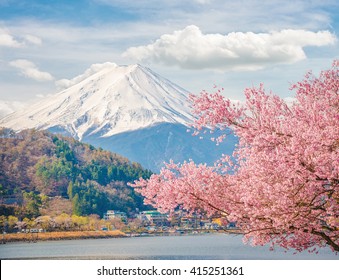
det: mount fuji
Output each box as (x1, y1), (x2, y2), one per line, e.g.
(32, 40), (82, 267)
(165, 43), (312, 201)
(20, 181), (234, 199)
(0, 64), (236, 171)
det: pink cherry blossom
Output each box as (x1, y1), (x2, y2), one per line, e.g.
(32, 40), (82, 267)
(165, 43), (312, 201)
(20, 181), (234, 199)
(130, 60), (339, 252)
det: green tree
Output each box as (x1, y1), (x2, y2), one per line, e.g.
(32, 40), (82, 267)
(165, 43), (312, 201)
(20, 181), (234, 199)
(23, 191), (42, 218)
(72, 193), (81, 216)
(67, 182), (74, 199)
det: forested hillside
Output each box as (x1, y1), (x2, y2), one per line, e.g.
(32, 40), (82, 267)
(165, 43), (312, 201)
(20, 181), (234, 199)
(0, 127), (152, 218)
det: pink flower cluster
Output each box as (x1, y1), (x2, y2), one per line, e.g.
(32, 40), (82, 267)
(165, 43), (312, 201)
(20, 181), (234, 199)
(130, 61), (339, 252)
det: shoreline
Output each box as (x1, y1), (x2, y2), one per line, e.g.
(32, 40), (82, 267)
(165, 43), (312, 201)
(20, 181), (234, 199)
(1, 229), (242, 244)
(1, 230), (126, 243)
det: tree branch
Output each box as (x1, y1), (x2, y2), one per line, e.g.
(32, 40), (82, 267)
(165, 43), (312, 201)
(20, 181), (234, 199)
(311, 230), (339, 252)
(188, 192), (229, 217)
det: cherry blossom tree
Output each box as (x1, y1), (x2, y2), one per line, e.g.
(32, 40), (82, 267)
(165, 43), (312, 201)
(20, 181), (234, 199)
(131, 61), (339, 252)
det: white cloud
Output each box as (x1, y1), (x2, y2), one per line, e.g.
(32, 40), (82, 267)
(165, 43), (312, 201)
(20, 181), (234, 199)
(23, 34), (42, 45)
(0, 27), (22, 48)
(95, 0), (338, 32)
(55, 62), (117, 90)
(123, 25), (337, 71)
(1, 1), (338, 103)
(193, 0), (211, 4)
(0, 100), (26, 118)
(9, 59), (54, 82)
(0, 28), (42, 48)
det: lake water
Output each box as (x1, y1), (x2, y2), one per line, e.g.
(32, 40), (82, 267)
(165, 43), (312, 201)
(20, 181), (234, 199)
(0, 234), (338, 260)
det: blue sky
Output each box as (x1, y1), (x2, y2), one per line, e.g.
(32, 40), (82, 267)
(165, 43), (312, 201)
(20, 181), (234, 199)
(0, 0), (338, 116)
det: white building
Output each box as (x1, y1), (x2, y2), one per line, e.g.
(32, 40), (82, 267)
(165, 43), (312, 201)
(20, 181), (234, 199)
(103, 210), (127, 222)
(137, 210), (168, 226)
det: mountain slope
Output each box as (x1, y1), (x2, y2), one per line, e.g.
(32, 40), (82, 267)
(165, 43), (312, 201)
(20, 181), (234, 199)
(0, 128), (152, 217)
(85, 123), (237, 171)
(0, 64), (194, 139)
(0, 64), (236, 171)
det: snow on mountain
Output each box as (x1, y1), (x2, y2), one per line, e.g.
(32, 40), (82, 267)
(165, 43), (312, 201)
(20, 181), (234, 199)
(0, 64), (195, 140)
(1, 63), (236, 171)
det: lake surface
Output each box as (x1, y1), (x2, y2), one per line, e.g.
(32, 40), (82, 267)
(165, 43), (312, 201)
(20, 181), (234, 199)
(0, 234), (338, 260)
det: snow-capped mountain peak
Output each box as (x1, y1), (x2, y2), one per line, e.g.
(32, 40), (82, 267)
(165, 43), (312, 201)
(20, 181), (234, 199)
(0, 64), (195, 140)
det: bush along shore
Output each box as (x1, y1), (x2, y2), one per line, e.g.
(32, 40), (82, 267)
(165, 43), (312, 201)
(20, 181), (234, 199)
(1, 230), (126, 243)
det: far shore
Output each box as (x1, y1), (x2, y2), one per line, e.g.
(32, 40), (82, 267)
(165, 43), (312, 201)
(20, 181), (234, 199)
(1, 229), (241, 244)
(1, 230), (126, 243)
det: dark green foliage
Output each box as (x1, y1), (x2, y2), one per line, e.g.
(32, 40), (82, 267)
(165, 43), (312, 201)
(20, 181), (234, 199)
(53, 137), (77, 164)
(0, 128), (152, 217)
(84, 160), (152, 185)
(22, 191), (42, 218)
(36, 157), (73, 183)
(0, 205), (16, 216)
(69, 180), (109, 216)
